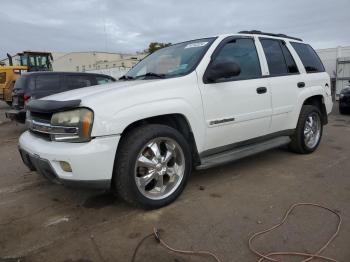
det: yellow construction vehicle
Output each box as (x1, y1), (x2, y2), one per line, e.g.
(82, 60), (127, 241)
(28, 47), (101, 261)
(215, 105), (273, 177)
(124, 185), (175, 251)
(0, 51), (53, 105)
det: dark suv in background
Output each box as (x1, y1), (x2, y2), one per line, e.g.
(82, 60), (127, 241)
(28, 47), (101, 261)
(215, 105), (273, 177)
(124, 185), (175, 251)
(339, 82), (350, 114)
(5, 72), (115, 123)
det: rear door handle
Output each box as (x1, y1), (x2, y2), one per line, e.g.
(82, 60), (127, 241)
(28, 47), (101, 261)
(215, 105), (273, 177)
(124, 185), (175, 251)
(256, 87), (267, 94)
(297, 82), (305, 88)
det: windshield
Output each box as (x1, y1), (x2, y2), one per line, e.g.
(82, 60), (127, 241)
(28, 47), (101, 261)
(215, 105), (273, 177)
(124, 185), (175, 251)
(20, 55), (28, 66)
(124, 37), (216, 79)
(28, 55), (51, 71)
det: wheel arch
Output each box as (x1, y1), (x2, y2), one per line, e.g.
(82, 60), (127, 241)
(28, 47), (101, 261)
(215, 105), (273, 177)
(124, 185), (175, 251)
(302, 95), (328, 125)
(119, 113), (201, 167)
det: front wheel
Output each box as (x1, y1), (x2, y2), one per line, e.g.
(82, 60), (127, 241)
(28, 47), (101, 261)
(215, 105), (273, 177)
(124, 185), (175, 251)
(114, 124), (192, 209)
(289, 105), (323, 154)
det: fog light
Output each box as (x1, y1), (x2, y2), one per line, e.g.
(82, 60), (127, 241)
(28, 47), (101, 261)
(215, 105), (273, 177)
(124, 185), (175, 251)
(59, 161), (72, 172)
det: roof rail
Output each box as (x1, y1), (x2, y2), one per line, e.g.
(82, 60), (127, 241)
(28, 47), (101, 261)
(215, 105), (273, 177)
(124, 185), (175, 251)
(238, 30), (303, 42)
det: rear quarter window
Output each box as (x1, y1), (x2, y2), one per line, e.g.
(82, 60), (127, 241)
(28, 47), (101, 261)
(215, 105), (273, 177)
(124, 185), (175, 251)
(291, 42), (325, 73)
(64, 75), (94, 91)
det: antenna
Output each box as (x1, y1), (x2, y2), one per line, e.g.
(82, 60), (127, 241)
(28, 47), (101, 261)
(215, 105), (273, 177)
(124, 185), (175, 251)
(104, 20), (108, 52)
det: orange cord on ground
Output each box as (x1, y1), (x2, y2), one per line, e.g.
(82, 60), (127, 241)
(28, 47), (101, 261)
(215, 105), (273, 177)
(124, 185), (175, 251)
(131, 203), (341, 262)
(248, 203), (341, 262)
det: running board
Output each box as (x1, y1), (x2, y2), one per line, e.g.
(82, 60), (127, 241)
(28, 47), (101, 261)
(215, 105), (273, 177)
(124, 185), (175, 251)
(196, 136), (291, 170)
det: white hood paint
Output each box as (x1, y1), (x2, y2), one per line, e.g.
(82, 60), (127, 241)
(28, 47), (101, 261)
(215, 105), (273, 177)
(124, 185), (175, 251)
(40, 73), (207, 153)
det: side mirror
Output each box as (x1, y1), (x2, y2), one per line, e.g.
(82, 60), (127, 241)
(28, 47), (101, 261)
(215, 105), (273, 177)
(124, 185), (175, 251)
(205, 61), (241, 83)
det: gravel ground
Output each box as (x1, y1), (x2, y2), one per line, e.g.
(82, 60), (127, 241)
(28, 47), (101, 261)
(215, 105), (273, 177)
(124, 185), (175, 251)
(0, 101), (9, 124)
(0, 101), (349, 262)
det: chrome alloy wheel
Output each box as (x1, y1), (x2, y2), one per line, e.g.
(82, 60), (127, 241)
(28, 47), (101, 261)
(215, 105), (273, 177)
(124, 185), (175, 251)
(303, 112), (321, 149)
(134, 137), (185, 200)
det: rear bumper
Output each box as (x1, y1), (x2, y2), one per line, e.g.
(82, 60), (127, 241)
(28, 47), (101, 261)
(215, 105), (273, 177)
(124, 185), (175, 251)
(5, 109), (26, 123)
(19, 131), (120, 189)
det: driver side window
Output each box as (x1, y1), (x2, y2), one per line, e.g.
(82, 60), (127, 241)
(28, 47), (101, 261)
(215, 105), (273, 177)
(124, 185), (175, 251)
(212, 38), (261, 81)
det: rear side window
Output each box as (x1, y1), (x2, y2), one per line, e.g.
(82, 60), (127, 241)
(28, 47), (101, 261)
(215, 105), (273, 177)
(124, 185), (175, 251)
(291, 42), (325, 73)
(211, 38), (261, 81)
(260, 39), (298, 76)
(96, 76), (114, 85)
(64, 75), (93, 91)
(36, 75), (60, 91)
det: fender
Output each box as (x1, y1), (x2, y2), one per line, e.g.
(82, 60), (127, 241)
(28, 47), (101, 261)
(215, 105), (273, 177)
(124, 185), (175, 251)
(91, 98), (207, 153)
(292, 85), (328, 128)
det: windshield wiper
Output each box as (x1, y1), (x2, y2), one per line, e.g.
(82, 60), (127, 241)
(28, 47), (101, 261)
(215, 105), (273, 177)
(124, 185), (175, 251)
(119, 75), (135, 80)
(134, 72), (166, 79)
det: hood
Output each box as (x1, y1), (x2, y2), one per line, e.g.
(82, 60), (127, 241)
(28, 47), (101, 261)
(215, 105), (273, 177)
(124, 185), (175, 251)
(341, 87), (350, 94)
(41, 80), (159, 101)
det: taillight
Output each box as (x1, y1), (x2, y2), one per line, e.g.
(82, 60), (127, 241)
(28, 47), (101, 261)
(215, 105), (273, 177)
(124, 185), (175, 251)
(24, 94), (31, 105)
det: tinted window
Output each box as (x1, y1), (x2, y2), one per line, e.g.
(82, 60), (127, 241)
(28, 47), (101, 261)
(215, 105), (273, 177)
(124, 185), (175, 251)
(291, 42), (325, 73)
(281, 43), (299, 73)
(28, 77), (35, 91)
(36, 75), (60, 91)
(211, 38), (261, 80)
(14, 76), (27, 90)
(64, 75), (93, 91)
(261, 39), (288, 76)
(96, 76), (114, 85)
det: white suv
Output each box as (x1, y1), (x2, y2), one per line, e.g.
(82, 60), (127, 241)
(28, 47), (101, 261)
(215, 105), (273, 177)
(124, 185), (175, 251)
(19, 31), (333, 208)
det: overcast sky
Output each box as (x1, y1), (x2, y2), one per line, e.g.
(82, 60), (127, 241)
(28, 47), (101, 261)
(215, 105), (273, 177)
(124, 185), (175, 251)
(1, 0), (350, 56)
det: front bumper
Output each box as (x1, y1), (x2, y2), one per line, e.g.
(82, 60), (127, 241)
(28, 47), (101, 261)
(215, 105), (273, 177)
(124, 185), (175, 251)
(5, 109), (26, 123)
(19, 131), (120, 189)
(339, 96), (350, 108)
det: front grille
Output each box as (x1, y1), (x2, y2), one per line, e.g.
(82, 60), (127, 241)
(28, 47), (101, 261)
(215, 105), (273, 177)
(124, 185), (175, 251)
(28, 111), (53, 140)
(31, 111), (53, 122)
(30, 130), (51, 141)
(27, 110), (79, 141)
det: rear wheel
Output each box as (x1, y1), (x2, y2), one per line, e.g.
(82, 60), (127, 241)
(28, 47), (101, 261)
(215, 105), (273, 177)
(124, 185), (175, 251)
(114, 124), (192, 209)
(289, 105), (323, 154)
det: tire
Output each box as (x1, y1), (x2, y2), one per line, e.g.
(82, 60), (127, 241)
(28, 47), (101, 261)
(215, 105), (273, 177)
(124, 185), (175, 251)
(289, 105), (323, 154)
(114, 124), (192, 209)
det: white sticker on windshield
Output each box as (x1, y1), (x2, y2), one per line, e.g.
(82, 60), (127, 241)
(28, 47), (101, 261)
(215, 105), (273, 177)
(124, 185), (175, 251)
(185, 42), (208, 49)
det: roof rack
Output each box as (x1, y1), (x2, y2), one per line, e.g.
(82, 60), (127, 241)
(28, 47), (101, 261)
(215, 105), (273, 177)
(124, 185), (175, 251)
(238, 30), (303, 42)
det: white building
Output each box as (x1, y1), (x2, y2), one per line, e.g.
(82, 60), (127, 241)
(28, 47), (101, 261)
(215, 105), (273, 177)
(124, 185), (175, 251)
(316, 46), (350, 98)
(52, 51), (146, 73)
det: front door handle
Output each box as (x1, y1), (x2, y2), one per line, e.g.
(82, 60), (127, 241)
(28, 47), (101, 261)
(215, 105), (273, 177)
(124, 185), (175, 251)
(297, 82), (305, 88)
(256, 87), (267, 94)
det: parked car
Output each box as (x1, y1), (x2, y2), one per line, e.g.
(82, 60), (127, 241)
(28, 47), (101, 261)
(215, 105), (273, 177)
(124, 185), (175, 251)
(19, 31), (332, 209)
(339, 84), (350, 114)
(5, 72), (116, 123)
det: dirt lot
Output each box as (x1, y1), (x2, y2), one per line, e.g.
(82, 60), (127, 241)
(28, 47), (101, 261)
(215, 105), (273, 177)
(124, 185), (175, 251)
(0, 101), (349, 262)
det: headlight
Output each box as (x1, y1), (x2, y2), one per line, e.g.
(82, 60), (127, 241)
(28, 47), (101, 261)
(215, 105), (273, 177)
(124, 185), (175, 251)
(50, 108), (94, 142)
(339, 94), (344, 99)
